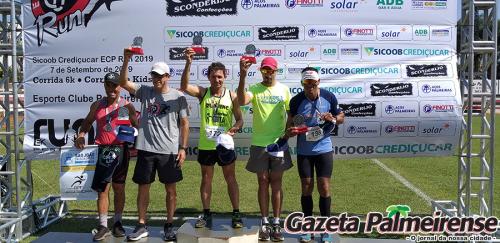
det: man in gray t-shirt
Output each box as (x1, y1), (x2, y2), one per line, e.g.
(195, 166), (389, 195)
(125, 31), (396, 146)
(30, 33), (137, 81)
(119, 48), (189, 242)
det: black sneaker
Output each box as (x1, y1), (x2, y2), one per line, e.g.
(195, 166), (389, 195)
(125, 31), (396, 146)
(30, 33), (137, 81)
(231, 211), (243, 228)
(258, 223), (271, 241)
(163, 223), (177, 242)
(271, 223), (284, 242)
(112, 221), (126, 237)
(92, 225), (111, 241)
(126, 223), (149, 241)
(195, 214), (212, 228)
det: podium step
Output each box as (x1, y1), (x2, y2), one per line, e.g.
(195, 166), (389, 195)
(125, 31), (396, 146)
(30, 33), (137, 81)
(33, 218), (413, 243)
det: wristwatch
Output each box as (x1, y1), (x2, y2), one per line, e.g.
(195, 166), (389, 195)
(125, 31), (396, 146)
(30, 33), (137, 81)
(179, 146), (187, 150)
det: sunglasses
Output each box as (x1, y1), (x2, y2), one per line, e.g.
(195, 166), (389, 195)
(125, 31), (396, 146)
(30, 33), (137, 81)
(260, 69), (276, 75)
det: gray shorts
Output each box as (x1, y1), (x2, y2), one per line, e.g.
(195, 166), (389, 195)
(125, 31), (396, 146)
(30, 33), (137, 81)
(246, 145), (293, 173)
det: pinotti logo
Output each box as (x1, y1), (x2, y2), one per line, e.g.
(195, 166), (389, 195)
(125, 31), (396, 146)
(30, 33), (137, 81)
(31, 0), (120, 46)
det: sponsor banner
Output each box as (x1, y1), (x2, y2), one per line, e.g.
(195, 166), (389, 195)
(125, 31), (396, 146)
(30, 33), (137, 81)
(22, 0), (460, 160)
(430, 25), (452, 41)
(167, 46), (211, 61)
(339, 102), (379, 118)
(165, 26), (253, 43)
(169, 64), (198, 81)
(331, 139), (456, 157)
(197, 63), (233, 81)
(256, 26), (303, 41)
(241, 0), (281, 10)
(419, 120), (457, 137)
(419, 82), (455, 97)
(166, 0), (238, 17)
(369, 82), (416, 97)
(60, 146), (98, 200)
(362, 44), (452, 61)
(214, 45), (246, 61)
(290, 81), (365, 99)
(329, 0), (366, 12)
(285, 63), (309, 80)
(412, 0), (447, 10)
(305, 25), (341, 41)
(286, 0), (324, 8)
(233, 64), (285, 81)
(420, 101), (460, 117)
(317, 64), (401, 79)
(255, 45), (286, 60)
(382, 121), (419, 137)
(341, 25), (377, 40)
(339, 44), (362, 61)
(418, 121), (457, 137)
(188, 101), (201, 119)
(376, 0), (405, 10)
(344, 121), (381, 138)
(382, 101), (420, 118)
(404, 64), (450, 78)
(320, 44), (338, 61)
(377, 25), (412, 41)
(413, 25), (430, 41)
(285, 44), (321, 61)
(320, 82), (366, 99)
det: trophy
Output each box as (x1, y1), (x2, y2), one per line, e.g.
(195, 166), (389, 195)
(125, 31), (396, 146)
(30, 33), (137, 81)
(130, 36), (144, 55)
(292, 114), (309, 134)
(191, 34), (205, 54)
(241, 44), (257, 64)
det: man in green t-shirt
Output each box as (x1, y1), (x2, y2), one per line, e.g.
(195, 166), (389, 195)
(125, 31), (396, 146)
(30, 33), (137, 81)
(181, 48), (244, 229)
(237, 57), (292, 242)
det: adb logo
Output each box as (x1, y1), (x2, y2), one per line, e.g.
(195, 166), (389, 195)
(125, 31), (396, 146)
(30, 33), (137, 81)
(241, 0), (253, 9)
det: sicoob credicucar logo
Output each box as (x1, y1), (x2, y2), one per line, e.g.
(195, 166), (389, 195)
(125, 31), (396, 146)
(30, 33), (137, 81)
(31, 0), (120, 46)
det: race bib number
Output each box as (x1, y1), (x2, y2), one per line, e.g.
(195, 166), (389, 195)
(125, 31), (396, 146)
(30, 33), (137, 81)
(205, 125), (225, 140)
(306, 126), (323, 142)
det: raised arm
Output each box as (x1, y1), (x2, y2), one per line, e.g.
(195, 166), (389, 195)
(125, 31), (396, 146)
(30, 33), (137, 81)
(237, 58), (253, 106)
(119, 48), (138, 95)
(227, 91), (244, 136)
(180, 48), (205, 99)
(75, 101), (99, 149)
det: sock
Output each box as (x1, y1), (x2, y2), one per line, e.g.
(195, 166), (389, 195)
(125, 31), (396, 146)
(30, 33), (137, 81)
(114, 213), (122, 223)
(301, 195), (313, 217)
(203, 209), (211, 216)
(99, 214), (108, 227)
(319, 196), (331, 217)
(233, 209), (240, 214)
(261, 217), (269, 225)
(273, 217), (280, 225)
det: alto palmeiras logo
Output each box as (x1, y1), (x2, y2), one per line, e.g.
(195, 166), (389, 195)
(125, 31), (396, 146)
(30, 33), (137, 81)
(30, 0), (120, 46)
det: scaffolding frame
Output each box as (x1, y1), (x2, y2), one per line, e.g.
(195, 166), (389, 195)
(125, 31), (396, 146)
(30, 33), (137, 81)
(432, 0), (497, 226)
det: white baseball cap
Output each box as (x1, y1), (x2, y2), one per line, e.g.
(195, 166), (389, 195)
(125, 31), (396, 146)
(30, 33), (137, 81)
(150, 62), (170, 75)
(301, 70), (320, 81)
(216, 134), (234, 150)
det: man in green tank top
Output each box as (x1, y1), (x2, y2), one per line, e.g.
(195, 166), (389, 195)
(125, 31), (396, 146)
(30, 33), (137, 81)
(181, 48), (244, 228)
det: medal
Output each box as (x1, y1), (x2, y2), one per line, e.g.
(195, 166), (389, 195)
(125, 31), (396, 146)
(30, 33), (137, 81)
(118, 107), (129, 120)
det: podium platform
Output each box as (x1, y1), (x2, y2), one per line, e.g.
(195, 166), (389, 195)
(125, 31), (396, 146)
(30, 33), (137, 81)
(33, 217), (413, 243)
